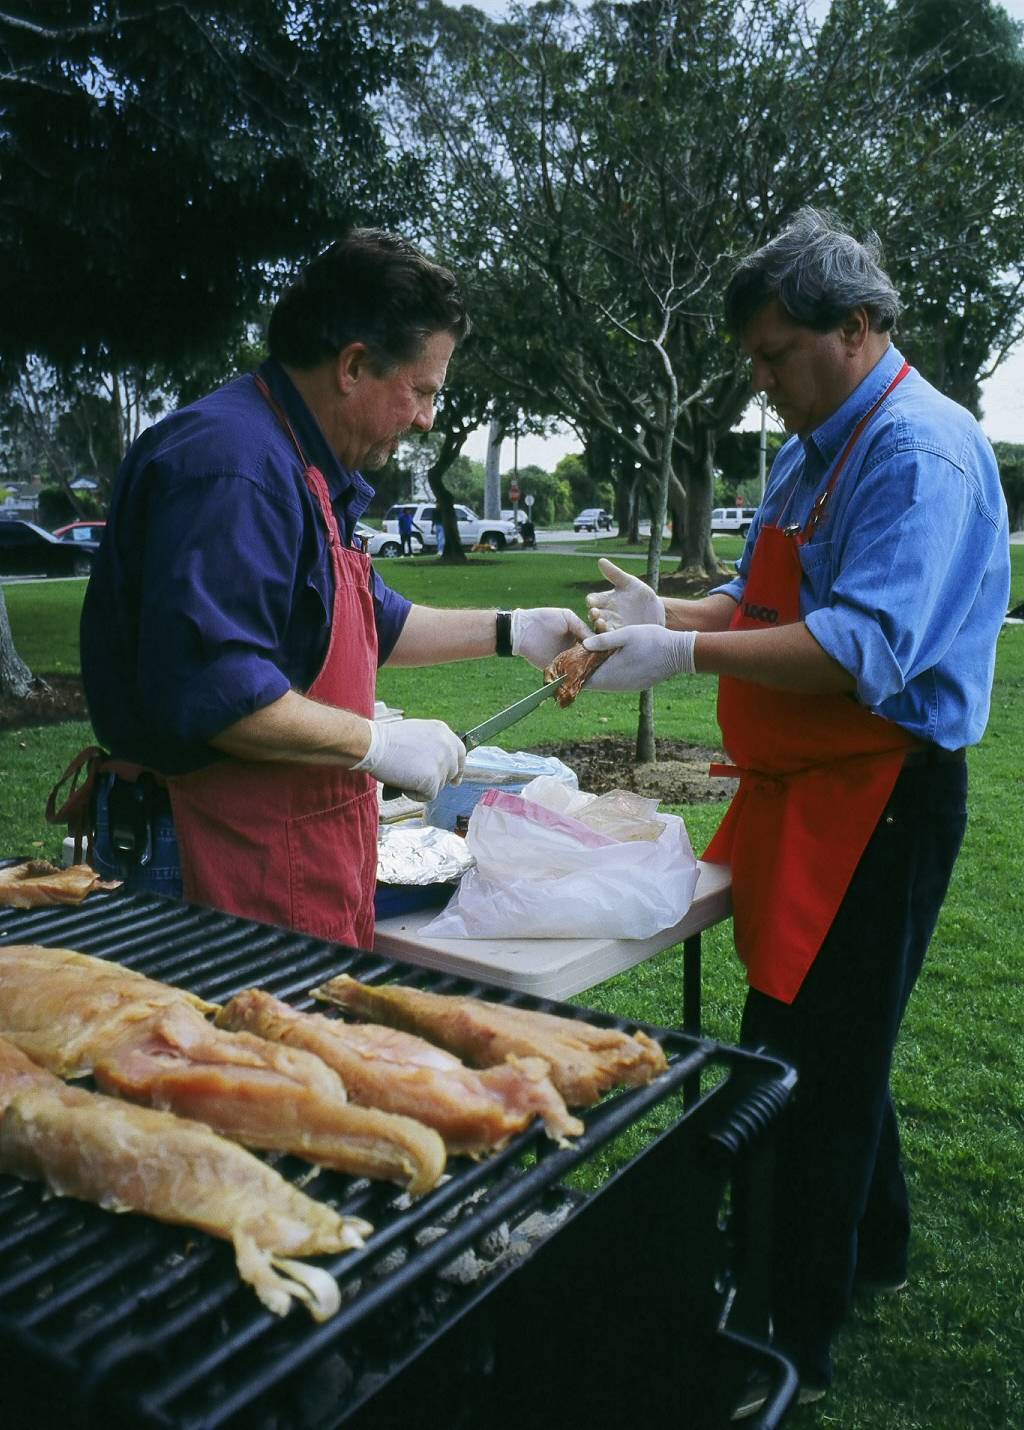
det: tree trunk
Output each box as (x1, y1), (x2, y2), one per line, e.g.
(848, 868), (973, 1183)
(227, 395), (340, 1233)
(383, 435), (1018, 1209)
(674, 421), (728, 580)
(636, 375), (679, 765)
(587, 427), (615, 527)
(427, 430), (470, 562)
(484, 419), (502, 519)
(0, 587), (40, 698)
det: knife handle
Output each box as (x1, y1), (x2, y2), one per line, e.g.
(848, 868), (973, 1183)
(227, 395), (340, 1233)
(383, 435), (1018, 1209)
(380, 730), (471, 804)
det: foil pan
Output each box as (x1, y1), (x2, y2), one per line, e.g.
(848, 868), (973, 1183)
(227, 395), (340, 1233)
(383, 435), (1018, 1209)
(377, 823), (476, 887)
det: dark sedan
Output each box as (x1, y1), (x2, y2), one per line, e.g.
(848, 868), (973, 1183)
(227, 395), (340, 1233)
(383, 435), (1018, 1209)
(0, 519), (99, 577)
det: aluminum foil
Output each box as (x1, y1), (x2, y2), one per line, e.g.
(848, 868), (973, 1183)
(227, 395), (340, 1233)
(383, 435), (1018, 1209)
(377, 823), (476, 887)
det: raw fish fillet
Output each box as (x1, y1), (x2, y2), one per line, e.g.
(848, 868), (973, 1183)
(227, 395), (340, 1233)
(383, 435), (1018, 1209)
(543, 643), (612, 707)
(0, 1036), (369, 1320)
(312, 975), (668, 1108)
(218, 988), (584, 1153)
(93, 1003), (447, 1195)
(0, 943), (216, 1077)
(0, 859), (121, 907)
(0, 944), (446, 1194)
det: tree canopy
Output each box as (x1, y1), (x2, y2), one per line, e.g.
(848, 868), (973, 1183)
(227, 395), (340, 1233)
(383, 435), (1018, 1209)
(0, 1), (418, 383)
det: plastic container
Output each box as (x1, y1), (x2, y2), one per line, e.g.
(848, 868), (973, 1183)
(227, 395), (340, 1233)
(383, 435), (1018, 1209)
(374, 882), (454, 919)
(424, 746), (578, 831)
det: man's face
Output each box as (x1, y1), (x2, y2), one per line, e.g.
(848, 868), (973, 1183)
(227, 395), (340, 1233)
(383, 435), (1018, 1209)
(741, 299), (859, 437)
(340, 329), (455, 471)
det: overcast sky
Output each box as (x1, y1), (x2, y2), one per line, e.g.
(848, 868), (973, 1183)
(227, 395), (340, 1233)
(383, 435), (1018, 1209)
(459, 0), (1024, 470)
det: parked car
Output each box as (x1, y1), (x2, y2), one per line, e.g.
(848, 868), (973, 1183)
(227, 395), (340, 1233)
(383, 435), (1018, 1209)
(573, 508), (613, 532)
(382, 504), (519, 552)
(0, 519), (98, 577)
(53, 519), (107, 544)
(354, 520), (424, 559)
(710, 506), (759, 537)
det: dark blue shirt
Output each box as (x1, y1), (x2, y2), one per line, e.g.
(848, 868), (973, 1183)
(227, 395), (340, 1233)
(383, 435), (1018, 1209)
(81, 360), (411, 774)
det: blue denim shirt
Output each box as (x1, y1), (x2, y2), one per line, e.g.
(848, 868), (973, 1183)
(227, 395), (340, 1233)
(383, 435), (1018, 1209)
(714, 346), (1010, 748)
(82, 359), (412, 774)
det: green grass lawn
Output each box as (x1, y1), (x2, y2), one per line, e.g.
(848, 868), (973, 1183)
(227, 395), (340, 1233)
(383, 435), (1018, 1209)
(1, 551), (1022, 1427)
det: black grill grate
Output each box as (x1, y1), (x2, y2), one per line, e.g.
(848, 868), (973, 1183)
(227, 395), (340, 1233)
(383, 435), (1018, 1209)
(0, 887), (795, 1430)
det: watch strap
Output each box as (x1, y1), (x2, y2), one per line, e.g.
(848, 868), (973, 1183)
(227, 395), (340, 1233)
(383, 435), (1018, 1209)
(495, 610), (514, 657)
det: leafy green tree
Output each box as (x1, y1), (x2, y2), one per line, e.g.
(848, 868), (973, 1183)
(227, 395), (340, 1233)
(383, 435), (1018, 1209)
(836, 0), (1024, 415)
(0, 2), (415, 382)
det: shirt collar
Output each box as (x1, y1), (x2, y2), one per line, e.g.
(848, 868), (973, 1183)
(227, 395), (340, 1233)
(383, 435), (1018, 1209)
(805, 343), (905, 470)
(257, 358), (375, 519)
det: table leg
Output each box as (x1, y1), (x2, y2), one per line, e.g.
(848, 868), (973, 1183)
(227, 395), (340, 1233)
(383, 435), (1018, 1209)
(683, 931), (702, 1035)
(682, 932), (702, 1110)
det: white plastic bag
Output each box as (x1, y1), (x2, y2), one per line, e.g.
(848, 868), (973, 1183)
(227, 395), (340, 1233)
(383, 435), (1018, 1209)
(422, 784), (699, 940)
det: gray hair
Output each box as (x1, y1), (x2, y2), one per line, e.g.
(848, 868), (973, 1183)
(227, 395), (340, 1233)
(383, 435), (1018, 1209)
(724, 207), (902, 337)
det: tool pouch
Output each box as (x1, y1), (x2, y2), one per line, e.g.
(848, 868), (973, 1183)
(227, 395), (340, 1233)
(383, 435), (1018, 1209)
(46, 747), (167, 867)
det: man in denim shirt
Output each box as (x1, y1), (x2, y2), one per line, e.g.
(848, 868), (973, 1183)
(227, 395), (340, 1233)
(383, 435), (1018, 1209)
(581, 209), (1010, 1407)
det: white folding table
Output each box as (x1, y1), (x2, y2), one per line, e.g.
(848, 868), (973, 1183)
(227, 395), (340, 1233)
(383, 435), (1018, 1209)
(373, 859), (732, 1032)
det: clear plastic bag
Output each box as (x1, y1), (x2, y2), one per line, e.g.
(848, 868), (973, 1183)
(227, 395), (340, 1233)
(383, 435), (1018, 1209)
(423, 782), (699, 941)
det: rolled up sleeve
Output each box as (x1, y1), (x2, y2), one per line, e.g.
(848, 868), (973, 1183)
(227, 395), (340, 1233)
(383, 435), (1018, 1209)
(804, 449), (984, 708)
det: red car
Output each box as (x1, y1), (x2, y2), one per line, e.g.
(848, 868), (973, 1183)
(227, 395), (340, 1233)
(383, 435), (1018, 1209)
(52, 520), (107, 544)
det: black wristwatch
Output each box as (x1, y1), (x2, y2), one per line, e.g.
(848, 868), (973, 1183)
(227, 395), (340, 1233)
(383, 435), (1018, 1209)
(495, 610), (514, 657)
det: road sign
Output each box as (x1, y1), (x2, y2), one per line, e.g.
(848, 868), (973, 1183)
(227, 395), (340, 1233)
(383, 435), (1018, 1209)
(508, 482), (521, 502)
(524, 494), (535, 508)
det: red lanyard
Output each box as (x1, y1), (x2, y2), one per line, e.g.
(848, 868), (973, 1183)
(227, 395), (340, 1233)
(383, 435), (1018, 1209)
(782, 360), (912, 542)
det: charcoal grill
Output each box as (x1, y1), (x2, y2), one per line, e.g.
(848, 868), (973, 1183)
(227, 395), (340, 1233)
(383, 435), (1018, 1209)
(0, 882), (797, 1430)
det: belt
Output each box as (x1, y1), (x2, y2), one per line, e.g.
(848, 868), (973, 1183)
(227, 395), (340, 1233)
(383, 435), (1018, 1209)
(902, 745), (966, 768)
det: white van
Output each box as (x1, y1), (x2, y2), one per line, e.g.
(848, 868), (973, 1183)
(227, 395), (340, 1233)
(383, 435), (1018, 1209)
(710, 507), (758, 537)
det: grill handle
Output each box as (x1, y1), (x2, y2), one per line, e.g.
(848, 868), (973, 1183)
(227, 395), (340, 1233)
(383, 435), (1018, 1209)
(706, 1072), (795, 1161)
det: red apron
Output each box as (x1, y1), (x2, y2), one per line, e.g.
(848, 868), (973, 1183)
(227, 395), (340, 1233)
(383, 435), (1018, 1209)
(704, 362), (917, 1003)
(166, 376), (380, 948)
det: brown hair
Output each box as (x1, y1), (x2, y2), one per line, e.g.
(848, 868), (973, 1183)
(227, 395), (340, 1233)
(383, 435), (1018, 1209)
(267, 227), (470, 371)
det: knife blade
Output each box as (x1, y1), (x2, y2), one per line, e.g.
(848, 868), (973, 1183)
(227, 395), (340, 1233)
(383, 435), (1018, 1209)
(379, 675), (567, 801)
(458, 673), (567, 752)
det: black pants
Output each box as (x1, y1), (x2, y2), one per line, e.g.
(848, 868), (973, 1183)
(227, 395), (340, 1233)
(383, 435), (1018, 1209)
(740, 758), (968, 1386)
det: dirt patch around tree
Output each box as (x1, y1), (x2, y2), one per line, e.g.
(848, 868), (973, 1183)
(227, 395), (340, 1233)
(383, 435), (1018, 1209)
(0, 674), (90, 731)
(530, 737), (736, 804)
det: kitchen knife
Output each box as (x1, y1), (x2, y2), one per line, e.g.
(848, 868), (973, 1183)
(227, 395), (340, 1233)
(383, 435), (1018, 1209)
(380, 674), (568, 801)
(458, 672), (567, 752)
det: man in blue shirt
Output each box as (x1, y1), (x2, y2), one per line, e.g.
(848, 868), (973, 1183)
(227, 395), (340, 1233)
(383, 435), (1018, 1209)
(580, 210), (1010, 1407)
(397, 507), (417, 556)
(79, 228), (587, 946)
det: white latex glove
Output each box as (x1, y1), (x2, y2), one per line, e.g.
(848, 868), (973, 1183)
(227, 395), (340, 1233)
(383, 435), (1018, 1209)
(582, 625), (697, 691)
(351, 718), (466, 800)
(586, 558), (665, 632)
(511, 606), (591, 669)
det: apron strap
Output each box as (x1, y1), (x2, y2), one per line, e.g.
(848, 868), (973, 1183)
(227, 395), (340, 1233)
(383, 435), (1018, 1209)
(253, 372), (313, 469)
(795, 361), (912, 542)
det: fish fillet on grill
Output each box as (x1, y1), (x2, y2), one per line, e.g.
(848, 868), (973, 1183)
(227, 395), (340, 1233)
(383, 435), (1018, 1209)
(312, 976), (668, 1108)
(543, 643), (612, 707)
(94, 1003), (447, 1195)
(0, 859), (121, 907)
(218, 988), (584, 1153)
(0, 944), (446, 1194)
(0, 1036), (369, 1320)
(0, 942), (216, 1077)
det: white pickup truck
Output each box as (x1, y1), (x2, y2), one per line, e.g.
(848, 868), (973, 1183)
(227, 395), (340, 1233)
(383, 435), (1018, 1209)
(710, 506), (759, 537)
(382, 503), (520, 551)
